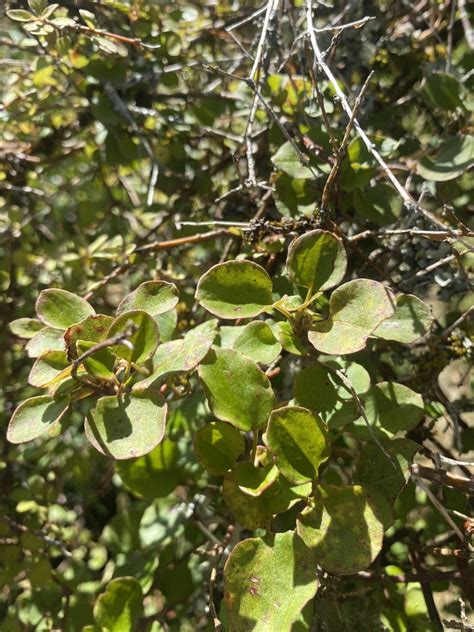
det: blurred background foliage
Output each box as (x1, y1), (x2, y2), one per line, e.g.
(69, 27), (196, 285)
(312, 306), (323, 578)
(0, 0), (472, 630)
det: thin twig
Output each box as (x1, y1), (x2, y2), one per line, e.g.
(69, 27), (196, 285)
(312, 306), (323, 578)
(321, 71), (373, 209)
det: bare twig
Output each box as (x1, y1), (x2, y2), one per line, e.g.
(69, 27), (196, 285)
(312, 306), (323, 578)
(321, 71), (373, 209)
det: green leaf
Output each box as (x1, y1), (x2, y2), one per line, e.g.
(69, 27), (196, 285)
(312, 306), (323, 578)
(362, 382), (424, 434)
(28, 351), (70, 388)
(196, 260), (274, 319)
(25, 327), (65, 358)
(193, 421), (245, 476)
(293, 363), (360, 429)
(274, 174), (318, 217)
(64, 314), (114, 360)
(85, 390), (167, 459)
(137, 320), (217, 389)
(233, 321), (281, 365)
(308, 279), (395, 355)
(198, 348), (276, 431)
(271, 320), (307, 355)
(7, 395), (68, 444)
(422, 72), (465, 111)
(9, 318), (44, 339)
(77, 340), (116, 381)
(116, 439), (180, 498)
(235, 463), (279, 497)
(297, 485), (384, 575)
(286, 230), (347, 291)
(373, 294), (433, 343)
(117, 280), (179, 316)
(223, 464), (310, 529)
(107, 310), (159, 365)
(7, 9), (35, 21)
(35, 289), (95, 329)
(355, 438), (420, 504)
(94, 577), (143, 632)
(266, 406), (330, 483)
(416, 135), (474, 182)
(272, 141), (315, 179)
(224, 532), (318, 632)
(353, 183), (402, 226)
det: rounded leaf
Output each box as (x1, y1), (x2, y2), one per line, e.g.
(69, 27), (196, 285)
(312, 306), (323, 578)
(195, 260), (273, 319)
(416, 135), (474, 182)
(7, 396), (69, 444)
(116, 439), (180, 499)
(293, 364), (359, 429)
(287, 230), (347, 291)
(194, 421), (245, 476)
(224, 532), (318, 632)
(233, 321), (281, 365)
(9, 318), (44, 339)
(64, 314), (114, 360)
(94, 577), (143, 632)
(25, 327), (65, 358)
(355, 438), (420, 504)
(373, 294), (433, 343)
(107, 310), (159, 365)
(137, 320), (216, 389)
(297, 485), (384, 575)
(28, 350), (70, 388)
(308, 279), (395, 355)
(85, 390), (167, 459)
(117, 280), (179, 316)
(266, 406), (330, 483)
(36, 289), (95, 329)
(198, 348), (276, 431)
(362, 382), (424, 434)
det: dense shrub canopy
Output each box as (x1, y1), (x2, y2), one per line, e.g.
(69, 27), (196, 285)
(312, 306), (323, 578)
(0, 1), (473, 630)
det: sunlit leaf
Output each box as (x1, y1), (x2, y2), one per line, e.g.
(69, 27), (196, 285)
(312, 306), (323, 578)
(224, 532), (318, 632)
(308, 279), (395, 355)
(36, 288), (95, 329)
(85, 390), (167, 459)
(198, 348), (276, 431)
(196, 260), (274, 319)
(117, 280), (179, 316)
(7, 395), (69, 444)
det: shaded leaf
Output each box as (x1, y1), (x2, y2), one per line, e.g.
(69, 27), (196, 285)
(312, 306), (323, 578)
(355, 438), (420, 504)
(64, 314), (114, 361)
(85, 390), (167, 459)
(193, 421), (245, 476)
(373, 294), (433, 343)
(293, 363), (360, 429)
(107, 310), (159, 365)
(137, 320), (217, 389)
(116, 439), (180, 499)
(353, 183), (402, 226)
(422, 72), (465, 111)
(362, 382), (424, 434)
(77, 340), (116, 381)
(286, 230), (347, 291)
(297, 485), (384, 575)
(416, 135), (474, 182)
(272, 141), (315, 179)
(7, 395), (68, 444)
(196, 261), (273, 319)
(266, 406), (330, 483)
(28, 350), (70, 388)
